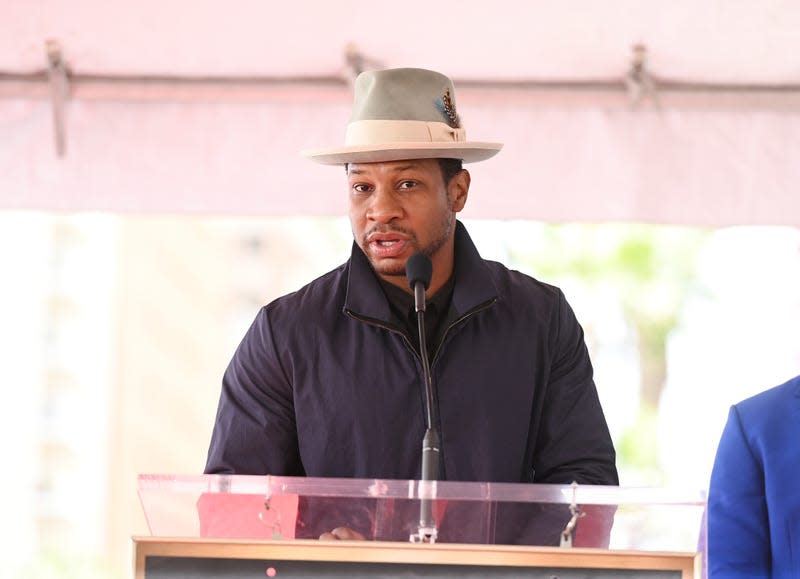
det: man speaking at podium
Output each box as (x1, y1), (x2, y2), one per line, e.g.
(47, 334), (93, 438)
(204, 69), (618, 533)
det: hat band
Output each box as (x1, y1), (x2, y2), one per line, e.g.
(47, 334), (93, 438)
(345, 120), (467, 146)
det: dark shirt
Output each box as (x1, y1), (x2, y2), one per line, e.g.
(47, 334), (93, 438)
(378, 274), (456, 363)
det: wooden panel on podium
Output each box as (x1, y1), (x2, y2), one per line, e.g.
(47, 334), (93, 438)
(134, 537), (700, 579)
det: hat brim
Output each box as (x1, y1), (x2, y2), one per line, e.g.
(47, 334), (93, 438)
(302, 142), (503, 165)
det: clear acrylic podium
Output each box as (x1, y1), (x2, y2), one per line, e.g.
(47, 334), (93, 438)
(134, 474), (706, 578)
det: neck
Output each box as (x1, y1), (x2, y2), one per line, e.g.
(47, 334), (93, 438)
(424, 260), (453, 297)
(380, 250), (454, 298)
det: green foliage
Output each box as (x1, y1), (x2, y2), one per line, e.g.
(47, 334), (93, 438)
(16, 549), (115, 579)
(509, 222), (710, 476)
(616, 406), (665, 486)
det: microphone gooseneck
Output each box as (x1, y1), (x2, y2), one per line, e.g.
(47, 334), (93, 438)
(405, 253), (435, 431)
(405, 253), (440, 543)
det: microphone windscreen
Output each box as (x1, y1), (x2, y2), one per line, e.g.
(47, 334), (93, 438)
(405, 253), (433, 291)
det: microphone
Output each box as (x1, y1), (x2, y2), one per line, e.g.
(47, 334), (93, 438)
(405, 253), (440, 543)
(406, 252), (433, 319)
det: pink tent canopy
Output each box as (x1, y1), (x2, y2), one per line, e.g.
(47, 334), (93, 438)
(3, 0), (799, 226)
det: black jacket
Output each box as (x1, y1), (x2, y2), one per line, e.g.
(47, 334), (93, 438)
(205, 222), (618, 486)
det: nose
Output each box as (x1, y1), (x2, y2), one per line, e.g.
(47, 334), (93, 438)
(366, 186), (403, 224)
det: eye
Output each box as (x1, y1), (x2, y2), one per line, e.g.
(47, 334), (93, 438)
(351, 183), (372, 194)
(398, 180), (418, 190)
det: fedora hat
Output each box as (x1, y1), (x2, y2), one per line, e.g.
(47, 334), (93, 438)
(303, 68), (502, 165)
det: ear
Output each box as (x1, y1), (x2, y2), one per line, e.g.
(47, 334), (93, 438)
(448, 169), (470, 213)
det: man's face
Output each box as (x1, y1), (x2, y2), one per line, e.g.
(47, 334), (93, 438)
(347, 159), (469, 289)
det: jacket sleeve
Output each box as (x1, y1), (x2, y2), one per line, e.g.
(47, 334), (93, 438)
(707, 406), (770, 579)
(204, 307), (304, 476)
(531, 290), (619, 486)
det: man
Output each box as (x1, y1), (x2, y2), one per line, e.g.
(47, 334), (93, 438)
(707, 374), (800, 578)
(205, 68), (617, 489)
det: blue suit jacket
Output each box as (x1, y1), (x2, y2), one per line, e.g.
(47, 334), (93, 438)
(708, 375), (800, 578)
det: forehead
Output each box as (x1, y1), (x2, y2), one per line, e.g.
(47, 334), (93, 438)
(346, 159), (440, 176)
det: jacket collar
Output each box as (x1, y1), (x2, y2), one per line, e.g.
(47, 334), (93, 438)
(450, 221), (500, 316)
(343, 221), (499, 322)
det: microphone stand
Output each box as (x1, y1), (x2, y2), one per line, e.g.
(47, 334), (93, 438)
(408, 259), (441, 544)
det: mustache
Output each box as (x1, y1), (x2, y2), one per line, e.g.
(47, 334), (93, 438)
(363, 225), (416, 243)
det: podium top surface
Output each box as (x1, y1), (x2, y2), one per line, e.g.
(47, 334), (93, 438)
(137, 474), (706, 553)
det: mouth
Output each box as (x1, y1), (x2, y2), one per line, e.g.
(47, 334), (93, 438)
(366, 232), (410, 259)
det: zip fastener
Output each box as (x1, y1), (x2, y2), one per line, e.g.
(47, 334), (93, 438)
(345, 298), (497, 482)
(343, 309), (418, 358)
(430, 297), (498, 365)
(344, 298), (499, 366)
(344, 308), (438, 479)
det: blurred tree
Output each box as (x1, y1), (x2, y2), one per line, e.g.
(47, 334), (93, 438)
(510, 223), (708, 478)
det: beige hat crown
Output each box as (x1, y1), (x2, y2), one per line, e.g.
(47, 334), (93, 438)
(303, 68), (502, 165)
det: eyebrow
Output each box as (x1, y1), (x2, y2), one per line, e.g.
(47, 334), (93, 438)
(347, 162), (422, 176)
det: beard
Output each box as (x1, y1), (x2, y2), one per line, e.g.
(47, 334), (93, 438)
(363, 210), (455, 278)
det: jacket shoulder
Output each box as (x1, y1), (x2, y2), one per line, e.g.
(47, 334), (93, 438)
(735, 375), (800, 420)
(731, 375), (800, 446)
(262, 261), (349, 318)
(482, 259), (566, 304)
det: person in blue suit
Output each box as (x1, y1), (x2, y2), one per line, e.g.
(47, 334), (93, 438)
(707, 374), (800, 578)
